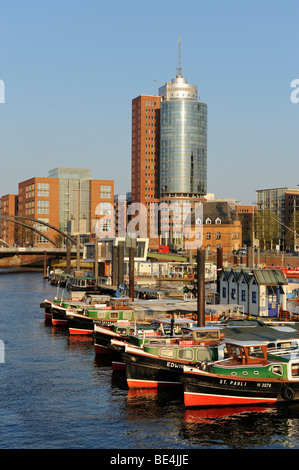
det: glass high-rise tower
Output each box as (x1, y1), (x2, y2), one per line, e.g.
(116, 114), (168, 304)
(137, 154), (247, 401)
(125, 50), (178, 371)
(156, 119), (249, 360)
(159, 59), (207, 199)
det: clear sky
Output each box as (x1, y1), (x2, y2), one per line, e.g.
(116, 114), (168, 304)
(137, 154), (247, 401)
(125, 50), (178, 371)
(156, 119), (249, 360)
(0, 0), (298, 205)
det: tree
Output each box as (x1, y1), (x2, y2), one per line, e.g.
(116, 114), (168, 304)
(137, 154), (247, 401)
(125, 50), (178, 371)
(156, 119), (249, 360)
(254, 209), (280, 250)
(285, 210), (299, 250)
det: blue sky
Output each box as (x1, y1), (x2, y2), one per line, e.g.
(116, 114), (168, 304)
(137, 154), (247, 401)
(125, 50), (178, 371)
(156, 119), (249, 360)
(0, 0), (298, 204)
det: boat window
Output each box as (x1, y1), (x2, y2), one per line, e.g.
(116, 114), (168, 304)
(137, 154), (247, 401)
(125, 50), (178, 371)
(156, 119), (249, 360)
(230, 346), (242, 358)
(159, 348), (175, 358)
(111, 312), (119, 319)
(178, 349), (194, 360)
(272, 365), (283, 376)
(123, 311), (133, 320)
(248, 346), (264, 358)
(195, 331), (219, 341)
(97, 311), (107, 319)
(181, 329), (193, 339)
(196, 349), (212, 362)
(291, 363), (299, 377)
(278, 341), (298, 349)
(116, 328), (127, 335)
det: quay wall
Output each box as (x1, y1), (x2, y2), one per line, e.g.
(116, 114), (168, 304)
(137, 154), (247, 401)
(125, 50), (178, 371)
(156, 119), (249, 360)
(0, 253), (298, 270)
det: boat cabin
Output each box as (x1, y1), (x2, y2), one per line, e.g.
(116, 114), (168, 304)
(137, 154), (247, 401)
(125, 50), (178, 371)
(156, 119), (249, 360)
(181, 326), (222, 344)
(225, 339), (269, 365)
(109, 297), (132, 310)
(150, 318), (195, 336)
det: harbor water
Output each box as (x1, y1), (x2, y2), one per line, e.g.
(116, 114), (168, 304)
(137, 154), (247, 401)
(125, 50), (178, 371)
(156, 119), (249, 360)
(1, 269), (299, 451)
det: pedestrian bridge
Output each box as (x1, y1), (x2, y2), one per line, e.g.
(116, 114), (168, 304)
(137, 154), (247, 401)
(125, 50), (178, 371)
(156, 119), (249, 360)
(0, 246), (82, 257)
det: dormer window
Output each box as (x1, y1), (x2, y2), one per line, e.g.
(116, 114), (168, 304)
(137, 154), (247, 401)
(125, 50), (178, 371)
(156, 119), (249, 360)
(205, 218), (211, 224)
(215, 218), (221, 224)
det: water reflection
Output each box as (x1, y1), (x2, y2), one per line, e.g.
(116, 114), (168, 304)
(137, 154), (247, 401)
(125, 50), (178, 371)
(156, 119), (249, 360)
(122, 386), (299, 448)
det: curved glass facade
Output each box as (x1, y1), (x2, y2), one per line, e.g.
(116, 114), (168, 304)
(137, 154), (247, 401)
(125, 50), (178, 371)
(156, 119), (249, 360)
(159, 81), (207, 198)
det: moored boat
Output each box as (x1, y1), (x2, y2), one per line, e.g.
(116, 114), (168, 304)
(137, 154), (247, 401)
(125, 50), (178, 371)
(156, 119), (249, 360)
(93, 321), (160, 356)
(103, 318), (197, 370)
(66, 297), (134, 335)
(40, 292), (111, 325)
(181, 338), (299, 408)
(122, 326), (224, 389)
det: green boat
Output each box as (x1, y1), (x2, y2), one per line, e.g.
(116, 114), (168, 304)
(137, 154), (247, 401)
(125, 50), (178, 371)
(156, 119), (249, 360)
(94, 318), (196, 369)
(40, 293), (111, 325)
(66, 297), (135, 335)
(181, 338), (299, 407)
(122, 326), (225, 388)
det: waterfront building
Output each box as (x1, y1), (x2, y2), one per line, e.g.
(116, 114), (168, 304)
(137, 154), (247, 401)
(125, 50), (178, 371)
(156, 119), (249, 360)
(1, 168), (114, 247)
(235, 204), (257, 246)
(18, 176), (60, 246)
(0, 194), (18, 246)
(159, 75), (207, 199)
(131, 39), (207, 250)
(131, 95), (161, 249)
(219, 267), (288, 317)
(158, 44), (207, 249)
(184, 201), (242, 254)
(256, 187), (299, 250)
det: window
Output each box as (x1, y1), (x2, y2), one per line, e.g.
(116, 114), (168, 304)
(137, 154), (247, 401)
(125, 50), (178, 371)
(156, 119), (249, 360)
(252, 292), (257, 304)
(123, 311), (133, 320)
(99, 202), (112, 215)
(206, 232), (211, 240)
(215, 217), (221, 224)
(100, 185), (112, 198)
(100, 219), (111, 232)
(272, 365), (283, 376)
(178, 349), (194, 360)
(216, 232), (221, 239)
(222, 287), (227, 298)
(291, 364), (299, 377)
(241, 290), (246, 302)
(231, 288), (236, 300)
(37, 200), (49, 214)
(37, 218), (49, 232)
(37, 183), (49, 197)
(159, 348), (175, 358)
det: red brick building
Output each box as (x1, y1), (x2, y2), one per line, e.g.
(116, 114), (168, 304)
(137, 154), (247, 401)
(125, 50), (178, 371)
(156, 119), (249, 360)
(0, 169), (114, 248)
(131, 95), (161, 248)
(0, 194), (18, 246)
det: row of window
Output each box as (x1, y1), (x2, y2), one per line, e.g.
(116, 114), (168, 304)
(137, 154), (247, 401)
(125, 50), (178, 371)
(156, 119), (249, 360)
(222, 287), (257, 303)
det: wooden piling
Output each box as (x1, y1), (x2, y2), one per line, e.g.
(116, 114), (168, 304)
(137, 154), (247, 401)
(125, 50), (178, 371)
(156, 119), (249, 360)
(197, 248), (205, 326)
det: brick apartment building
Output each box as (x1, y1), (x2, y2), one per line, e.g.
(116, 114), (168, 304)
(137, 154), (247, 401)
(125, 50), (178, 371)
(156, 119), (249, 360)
(131, 95), (161, 248)
(184, 201), (242, 254)
(235, 204), (257, 246)
(0, 194), (18, 246)
(0, 168), (114, 247)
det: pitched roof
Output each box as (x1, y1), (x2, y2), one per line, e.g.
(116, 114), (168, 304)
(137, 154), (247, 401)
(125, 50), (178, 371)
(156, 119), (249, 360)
(221, 267), (288, 286)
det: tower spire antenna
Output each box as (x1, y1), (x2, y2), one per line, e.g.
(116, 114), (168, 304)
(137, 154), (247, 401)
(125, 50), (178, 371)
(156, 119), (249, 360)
(176, 36), (182, 77)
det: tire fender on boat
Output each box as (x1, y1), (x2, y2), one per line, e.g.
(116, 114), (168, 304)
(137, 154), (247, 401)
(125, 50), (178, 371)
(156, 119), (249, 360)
(282, 385), (295, 401)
